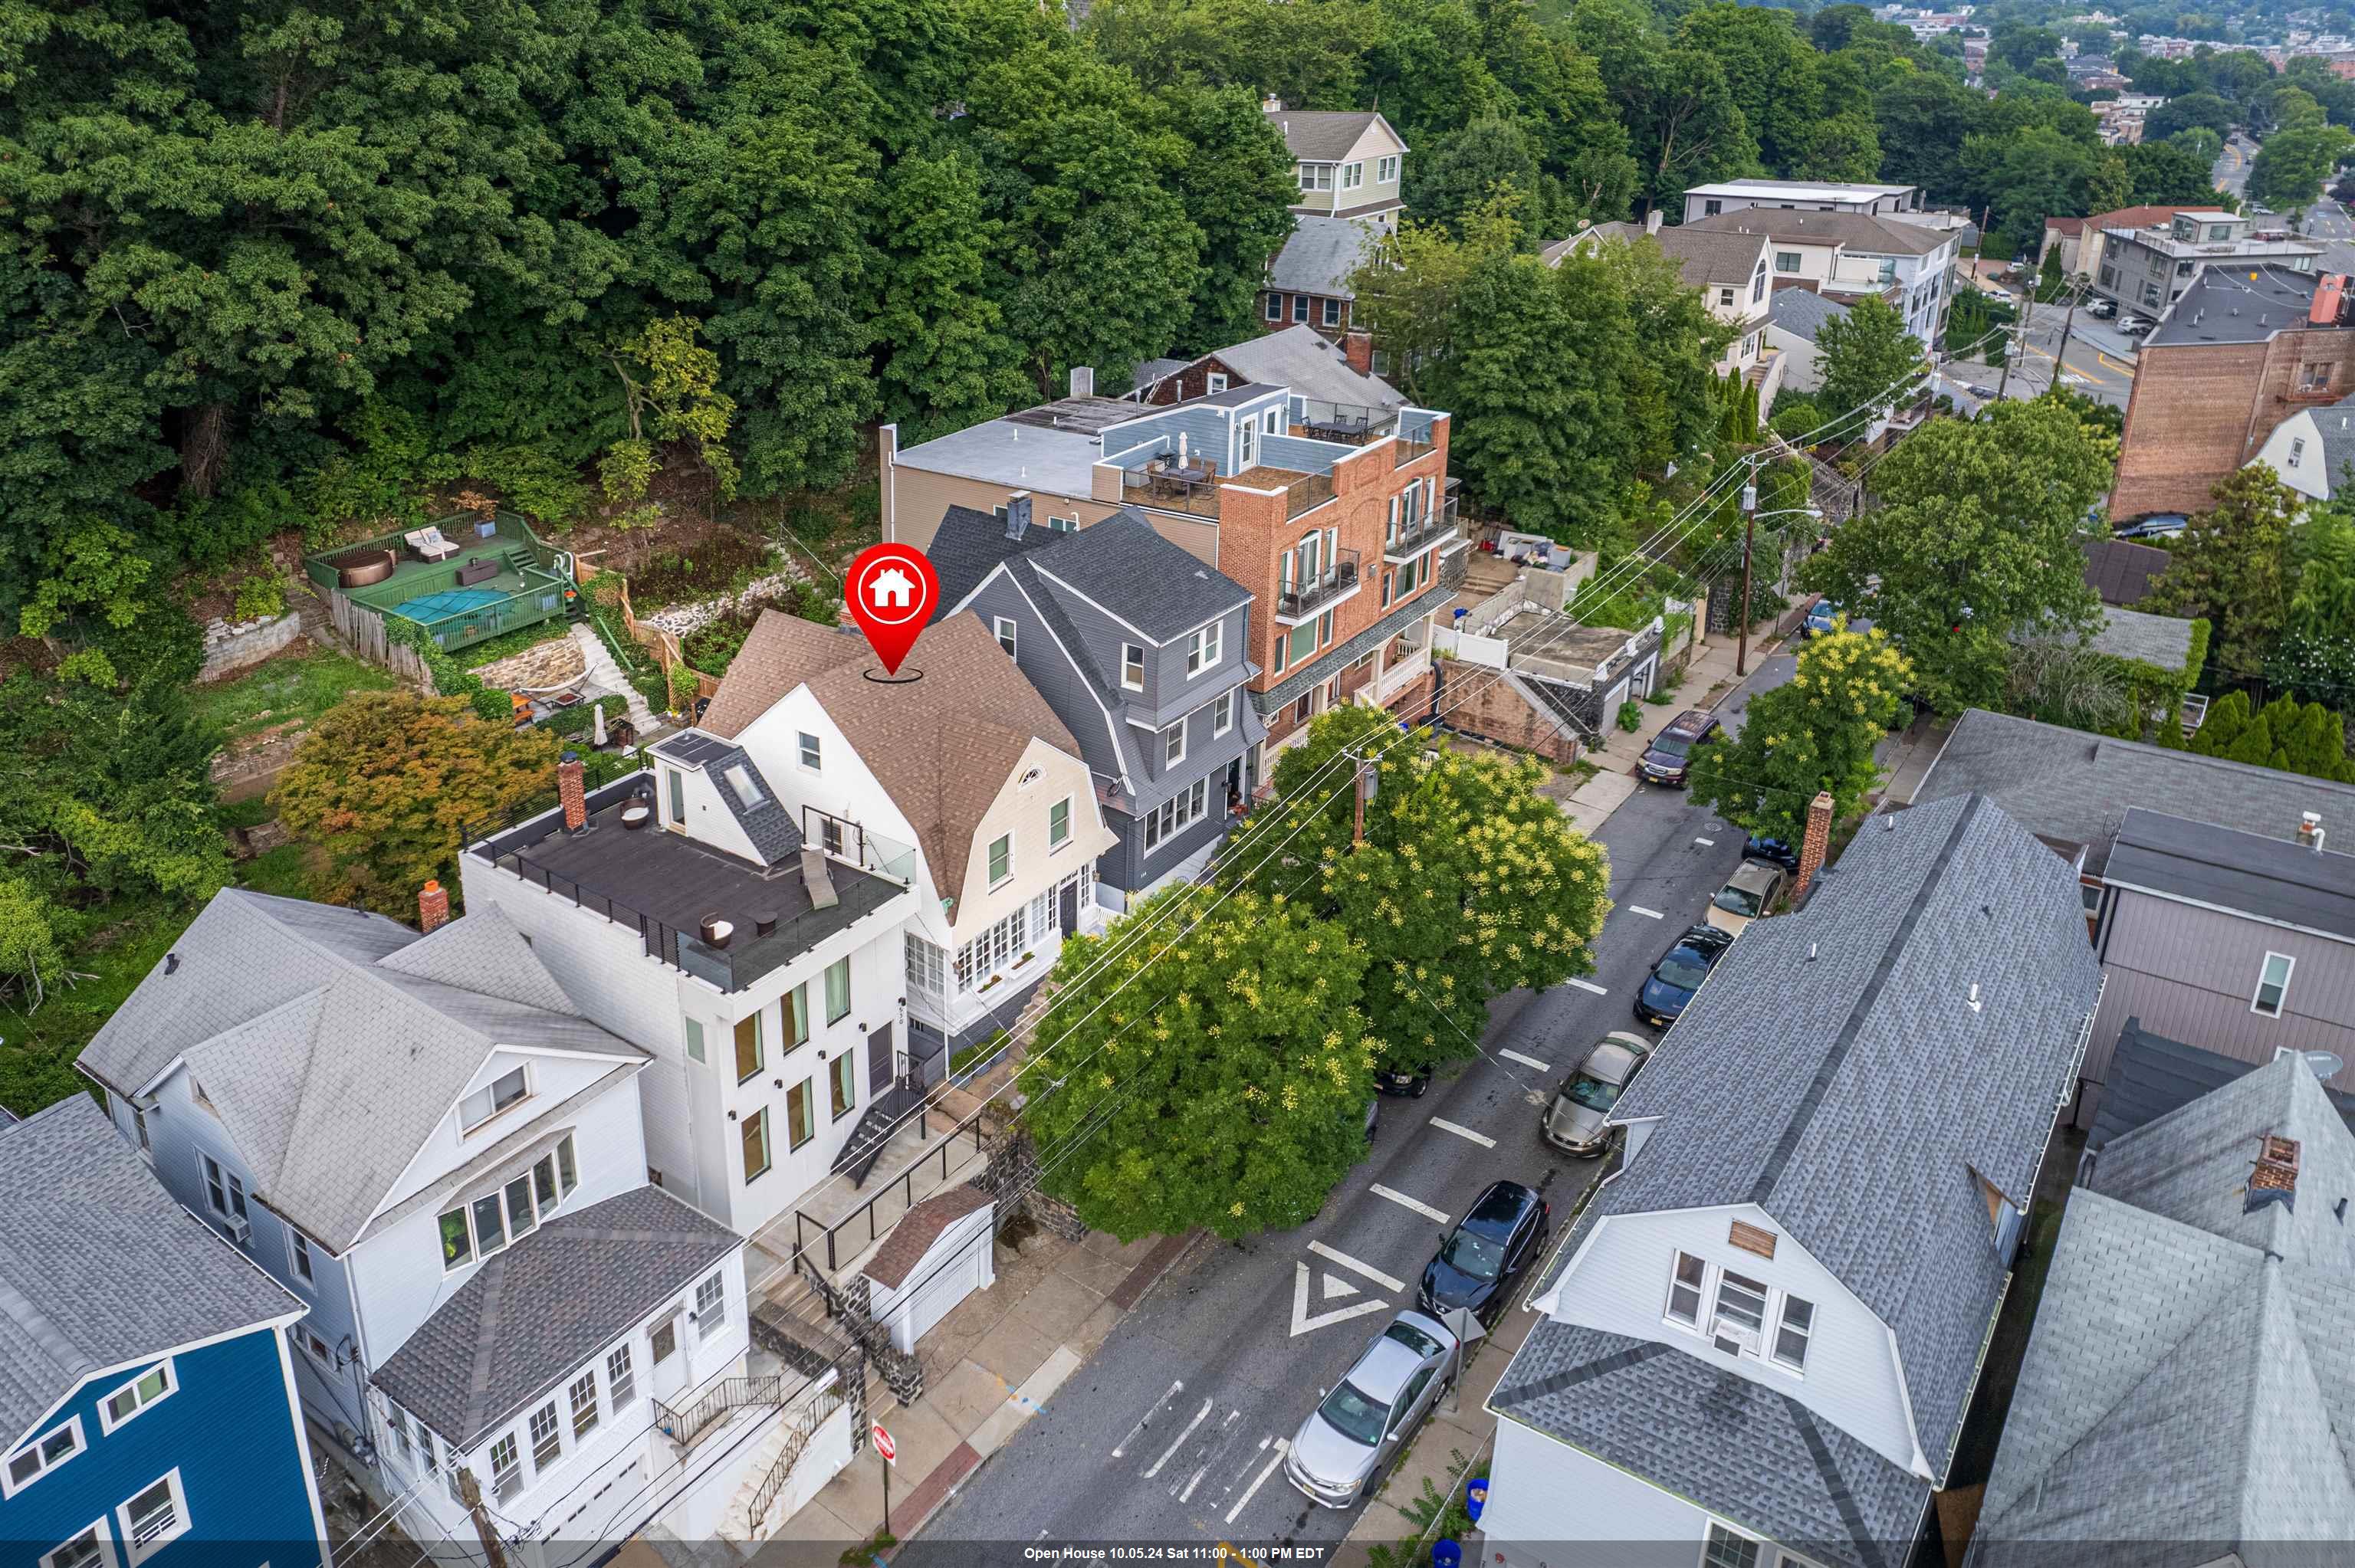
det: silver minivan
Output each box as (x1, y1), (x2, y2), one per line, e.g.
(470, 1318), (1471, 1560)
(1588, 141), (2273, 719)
(1286, 1311), (1458, 1507)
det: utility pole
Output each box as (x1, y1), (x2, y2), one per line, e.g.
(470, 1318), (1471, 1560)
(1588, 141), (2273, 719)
(1351, 750), (1376, 848)
(2050, 284), (2081, 400)
(1736, 457), (1759, 679)
(457, 1467), (510, 1568)
(1996, 281), (2035, 402)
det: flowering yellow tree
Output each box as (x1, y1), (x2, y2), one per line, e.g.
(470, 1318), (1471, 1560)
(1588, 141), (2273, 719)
(1688, 625), (1913, 843)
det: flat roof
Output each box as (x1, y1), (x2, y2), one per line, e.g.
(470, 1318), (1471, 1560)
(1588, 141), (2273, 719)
(1687, 178), (1917, 201)
(2146, 265), (2334, 348)
(2106, 806), (2355, 940)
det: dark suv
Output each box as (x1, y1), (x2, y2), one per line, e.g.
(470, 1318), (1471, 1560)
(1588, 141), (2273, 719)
(1638, 709), (1719, 787)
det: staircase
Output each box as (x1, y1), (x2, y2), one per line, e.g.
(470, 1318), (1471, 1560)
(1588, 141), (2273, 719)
(715, 1382), (847, 1542)
(831, 1078), (926, 1187)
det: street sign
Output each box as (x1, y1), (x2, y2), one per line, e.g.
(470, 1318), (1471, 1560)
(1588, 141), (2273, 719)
(1443, 1305), (1488, 1347)
(872, 1422), (897, 1465)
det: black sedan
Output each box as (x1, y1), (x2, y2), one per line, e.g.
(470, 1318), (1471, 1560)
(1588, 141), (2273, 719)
(1743, 835), (1799, 874)
(1417, 1180), (1551, 1328)
(1374, 1063), (1434, 1098)
(1634, 924), (1735, 1028)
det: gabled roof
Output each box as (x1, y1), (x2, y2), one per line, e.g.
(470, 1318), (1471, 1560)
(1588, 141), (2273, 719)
(1970, 1055), (2355, 1566)
(1023, 510), (1252, 642)
(1268, 215), (1381, 297)
(372, 1184), (741, 1448)
(2260, 389), (2355, 497)
(2078, 534), (2170, 606)
(1684, 207), (1951, 258)
(2091, 1017), (2355, 1152)
(1559, 222), (1769, 288)
(699, 612), (1086, 904)
(2086, 603), (2200, 672)
(1769, 286), (1852, 342)
(1263, 108), (1398, 163)
(1499, 795), (2102, 1564)
(0, 1097), (299, 1445)
(78, 890), (645, 1251)
(1153, 325), (1402, 412)
(1915, 708), (2355, 878)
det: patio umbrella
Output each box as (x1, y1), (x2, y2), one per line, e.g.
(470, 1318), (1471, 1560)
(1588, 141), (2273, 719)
(593, 701), (609, 748)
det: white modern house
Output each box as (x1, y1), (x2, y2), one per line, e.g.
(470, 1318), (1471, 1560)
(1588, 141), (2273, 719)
(1683, 206), (1960, 348)
(2247, 389), (2355, 504)
(1480, 795), (2104, 1568)
(1682, 178), (1925, 222)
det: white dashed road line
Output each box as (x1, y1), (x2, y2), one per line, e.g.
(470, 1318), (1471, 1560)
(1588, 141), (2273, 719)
(1309, 1241), (1407, 1294)
(1693, 836), (1716, 847)
(1499, 1048), (1551, 1072)
(1112, 1380), (1183, 1458)
(1627, 905), (1666, 919)
(1428, 1117), (1496, 1149)
(1567, 978), (1608, 996)
(1227, 1439), (1290, 1524)
(1144, 1399), (1213, 1478)
(1371, 1184), (1451, 1223)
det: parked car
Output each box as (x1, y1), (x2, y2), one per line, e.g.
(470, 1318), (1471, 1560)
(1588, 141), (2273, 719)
(1286, 1311), (1459, 1508)
(1634, 924), (1735, 1027)
(1705, 859), (1788, 937)
(1802, 599), (1841, 637)
(2114, 516), (2186, 541)
(1964, 383), (1999, 400)
(1418, 1181), (1551, 1326)
(1374, 1063), (1434, 1098)
(1637, 709), (1721, 786)
(1543, 1033), (1652, 1156)
(2087, 298), (2117, 319)
(1743, 834), (1800, 873)
(2117, 314), (2153, 335)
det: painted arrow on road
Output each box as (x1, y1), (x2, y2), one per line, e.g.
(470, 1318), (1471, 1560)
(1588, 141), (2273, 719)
(1289, 1261), (1390, 1337)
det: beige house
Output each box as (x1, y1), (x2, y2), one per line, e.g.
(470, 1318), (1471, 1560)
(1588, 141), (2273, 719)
(1550, 216), (1778, 401)
(1263, 101), (1407, 227)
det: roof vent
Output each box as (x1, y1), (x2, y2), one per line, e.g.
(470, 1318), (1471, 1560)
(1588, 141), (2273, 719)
(1805, 941), (1818, 963)
(1967, 982), (1983, 1013)
(2300, 812), (2324, 853)
(700, 915), (734, 950)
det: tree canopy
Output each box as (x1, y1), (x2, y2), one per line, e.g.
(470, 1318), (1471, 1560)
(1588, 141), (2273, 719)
(2145, 466), (2301, 686)
(1688, 626), (1913, 842)
(1814, 297), (1923, 427)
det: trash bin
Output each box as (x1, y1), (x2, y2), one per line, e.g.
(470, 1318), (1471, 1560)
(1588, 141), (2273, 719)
(1431, 1540), (1463, 1568)
(1467, 1477), (1488, 1524)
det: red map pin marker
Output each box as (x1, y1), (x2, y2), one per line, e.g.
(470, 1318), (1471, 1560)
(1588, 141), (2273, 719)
(845, 543), (940, 676)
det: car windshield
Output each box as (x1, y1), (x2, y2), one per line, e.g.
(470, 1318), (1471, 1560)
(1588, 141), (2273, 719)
(1565, 1072), (1621, 1113)
(1713, 882), (1764, 917)
(1649, 733), (1694, 758)
(1440, 1228), (1507, 1280)
(1655, 954), (1712, 990)
(1318, 1381), (1390, 1447)
(1384, 1320), (1445, 1359)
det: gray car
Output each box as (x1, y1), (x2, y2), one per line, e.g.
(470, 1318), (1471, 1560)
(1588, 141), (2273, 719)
(1285, 1311), (1459, 1507)
(1542, 1032), (1652, 1156)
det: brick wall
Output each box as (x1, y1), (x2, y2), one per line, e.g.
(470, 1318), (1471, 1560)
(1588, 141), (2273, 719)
(1143, 356), (1245, 405)
(2114, 333), (2355, 519)
(1256, 291), (1354, 337)
(1444, 668), (1581, 763)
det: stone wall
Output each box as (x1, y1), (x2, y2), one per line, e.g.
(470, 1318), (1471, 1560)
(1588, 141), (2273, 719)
(642, 568), (812, 639)
(198, 612), (302, 683)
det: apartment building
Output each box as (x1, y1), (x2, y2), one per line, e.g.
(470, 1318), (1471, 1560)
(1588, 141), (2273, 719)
(1680, 177), (1924, 222)
(1683, 206), (1959, 347)
(2091, 208), (2323, 316)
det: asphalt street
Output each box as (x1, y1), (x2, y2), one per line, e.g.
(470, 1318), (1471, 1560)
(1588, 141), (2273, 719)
(2215, 132), (2253, 199)
(913, 655), (1799, 1563)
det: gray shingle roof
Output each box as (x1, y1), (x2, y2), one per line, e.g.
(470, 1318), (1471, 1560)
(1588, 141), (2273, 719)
(1496, 794), (2102, 1557)
(2092, 1016), (2355, 1152)
(79, 890), (646, 1251)
(1684, 207), (1951, 258)
(1969, 1055), (2355, 1567)
(371, 1184), (741, 1448)
(0, 1097), (299, 1445)
(927, 504), (1061, 612)
(2086, 604), (2199, 671)
(1192, 326), (1401, 412)
(1268, 216), (1381, 297)
(1567, 221), (1769, 288)
(1769, 286), (1852, 343)
(1263, 109), (1391, 163)
(2264, 391), (2355, 500)
(2105, 805), (2355, 939)
(2077, 535), (2169, 606)
(1028, 512), (1251, 642)
(1913, 708), (2355, 877)
(651, 734), (802, 865)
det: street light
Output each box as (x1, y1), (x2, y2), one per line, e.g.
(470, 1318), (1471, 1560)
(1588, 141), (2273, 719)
(1736, 486), (1827, 678)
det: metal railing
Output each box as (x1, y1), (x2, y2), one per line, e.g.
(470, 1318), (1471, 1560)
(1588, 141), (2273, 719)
(1284, 471), (1336, 518)
(1291, 399), (1401, 444)
(1122, 467), (1223, 519)
(1395, 412), (1440, 465)
(653, 1373), (793, 1452)
(747, 1383), (846, 1534)
(793, 1108), (993, 1274)
(1276, 551), (1361, 622)
(1384, 506), (1454, 562)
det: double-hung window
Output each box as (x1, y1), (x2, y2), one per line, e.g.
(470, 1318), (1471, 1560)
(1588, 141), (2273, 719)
(570, 1371), (601, 1440)
(1213, 691), (1236, 737)
(460, 1067), (527, 1130)
(1049, 797), (1072, 848)
(1164, 721), (1187, 769)
(6, 1418), (84, 1494)
(1322, 298), (1342, 327)
(1265, 293), (1283, 322)
(200, 1155), (245, 1222)
(988, 834), (1013, 886)
(529, 1401), (562, 1471)
(1701, 1522), (1762, 1568)
(2254, 952), (2296, 1017)
(787, 1080), (816, 1150)
(1341, 161), (1364, 190)
(490, 1434), (523, 1501)
(1378, 154), (1399, 183)
(697, 1272), (728, 1330)
(825, 956), (851, 1024)
(606, 1346), (637, 1407)
(41, 1524), (107, 1568)
(1773, 1296), (1815, 1371)
(1187, 622), (1221, 675)
(1206, 372), (1229, 394)
(993, 618), (1017, 657)
(799, 732), (823, 771)
(119, 1471), (190, 1563)
(1666, 1252), (1706, 1326)
(1293, 295), (1311, 323)
(1712, 1271), (1769, 1353)
(1122, 644), (1146, 691)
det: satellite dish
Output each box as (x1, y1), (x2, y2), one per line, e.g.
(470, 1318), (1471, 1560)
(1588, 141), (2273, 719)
(2307, 1051), (2344, 1082)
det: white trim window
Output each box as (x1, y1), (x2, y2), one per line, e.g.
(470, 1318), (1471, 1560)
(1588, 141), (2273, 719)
(606, 1346), (637, 1408)
(1186, 621), (1222, 676)
(436, 1133), (579, 1271)
(1666, 1251), (1706, 1327)
(490, 1432), (524, 1501)
(1207, 372), (1229, 394)
(529, 1401), (563, 1472)
(5, 1416), (85, 1497)
(696, 1271), (728, 1333)
(98, 1363), (176, 1435)
(955, 903), (1031, 990)
(1239, 415), (1257, 467)
(1378, 154), (1399, 183)
(1049, 796), (1072, 849)
(199, 1154), (245, 1223)
(1144, 779), (1210, 851)
(459, 1065), (529, 1131)
(2253, 951), (2295, 1018)
(1710, 1270), (1769, 1354)
(1264, 407), (1281, 435)
(987, 833), (1013, 888)
(1341, 161), (1364, 191)
(1164, 720), (1187, 769)
(1265, 293), (1283, 322)
(570, 1371), (601, 1440)
(43, 1521), (112, 1568)
(905, 933), (948, 999)
(287, 1225), (315, 1285)
(1700, 1521), (1762, 1568)
(1299, 163), (1333, 192)
(117, 1471), (191, 1565)
(1773, 1295), (1815, 1372)
(1213, 690), (1237, 738)
(993, 617), (1017, 658)
(1122, 644), (1146, 692)
(798, 731), (823, 771)
(1322, 297), (1342, 327)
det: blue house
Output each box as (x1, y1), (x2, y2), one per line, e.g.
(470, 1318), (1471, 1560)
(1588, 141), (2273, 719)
(0, 1097), (327, 1568)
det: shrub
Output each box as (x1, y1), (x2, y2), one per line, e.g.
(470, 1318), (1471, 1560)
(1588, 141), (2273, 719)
(232, 574), (287, 622)
(1616, 700), (1643, 732)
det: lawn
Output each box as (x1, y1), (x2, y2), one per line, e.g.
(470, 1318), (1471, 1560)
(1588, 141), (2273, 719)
(190, 645), (398, 739)
(0, 897), (187, 1117)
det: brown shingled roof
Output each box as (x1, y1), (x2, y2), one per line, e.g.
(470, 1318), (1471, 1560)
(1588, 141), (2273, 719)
(699, 612), (1086, 910)
(862, 1183), (994, 1290)
(1559, 221), (1770, 288)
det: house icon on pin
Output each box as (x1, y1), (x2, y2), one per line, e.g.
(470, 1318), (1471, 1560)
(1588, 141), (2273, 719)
(869, 567), (916, 609)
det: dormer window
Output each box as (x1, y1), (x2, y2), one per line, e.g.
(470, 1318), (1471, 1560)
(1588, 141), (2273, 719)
(461, 1066), (528, 1131)
(1207, 372), (1229, 394)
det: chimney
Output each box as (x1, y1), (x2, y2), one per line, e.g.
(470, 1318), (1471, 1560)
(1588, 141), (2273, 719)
(2248, 1133), (2302, 1212)
(1006, 492), (1033, 540)
(1795, 791), (1835, 900)
(419, 879), (451, 934)
(1069, 366), (1095, 399)
(1645, 209), (1664, 236)
(559, 750), (587, 833)
(1342, 328), (1375, 376)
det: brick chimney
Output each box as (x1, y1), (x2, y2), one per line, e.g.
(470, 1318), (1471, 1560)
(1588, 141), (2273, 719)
(559, 751), (587, 833)
(2248, 1133), (2301, 1212)
(1342, 329), (1375, 377)
(1795, 791), (1835, 900)
(418, 879), (450, 934)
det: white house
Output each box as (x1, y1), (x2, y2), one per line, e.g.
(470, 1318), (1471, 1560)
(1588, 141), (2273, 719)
(1683, 206), (1960, 348)
(2246, 389), (2355, 503)
(1682, 178), (1925, 222)
(1480, 795), (2103, 1568)
(1549, 215), (1779, 392)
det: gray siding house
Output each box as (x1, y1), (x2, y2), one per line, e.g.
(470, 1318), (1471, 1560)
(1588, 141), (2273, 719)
(929, 502), (1265, 908)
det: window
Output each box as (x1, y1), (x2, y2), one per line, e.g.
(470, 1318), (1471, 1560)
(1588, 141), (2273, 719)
(787, 982), (809, 1048)
(824, 956), (851, 1025)
(1265, 293), (1283, 322)
(100, 1364), (176, 1435)
(119, 1472), (189, 1564)
(906, 932), (948, 996)
(41, 1524), (109, 1568)
(446, 1457), (466, 1505)
(1319, 609), (1334, 647)
(2253, 952), (2296, 1017)
(2303, 361), (2334, 392)
(1719, 287), (1735, 307)
(1213, 691), (1236, 737)
(606, 1346), (636, 1408)
(1667, 1252), (1706, 1325)
(570, 1372), (601, 1440)
(199, 1155), (245, 1222)
(1187, 621), (1222, 675)
(988, 834), (1013, 886)
(472, 1193), (507, 1257)
(820, 815), (846, 856)
(1713, 1270), (1769, 1353)
(735, 1011), (764, 1081)
(1265, 407), (1281, 435)
(132, 1104), (149, 1153)
(1144, 778), (1211, 851)
(1122, 644), (1145, 691)
(1049, 797), (1071, 848)
(288, 1227), (315, 1284)
(439, 1208), (473, 1270)
(461, 1067), (527, 1130)
(741, 1107), (771, 1183)
(1292, 294), (1310, 323)
(1701, 1522), (1761, 1568)
(1775, 250), (1801, 274)
(832, 1048), (857, 1120)
(1207, 372), (1229, 394)
(1773, 1296), (1815, 1371)
(557, 1133), (577, 1196)
(798, 731), (823, 771)
(386, 1406), (411, 1461)
(1703, 198), (1723, 216)
(1164, 721), (1187, 768)
(651, 1319), (678, 1364)
(697, 1272), (728, 1330)
(987, 615), (1018, 658)
(1378, 154), (1399, 183)
(684, 1017), (706, 1064)
(2291, 438), (2307, 467)
(1322, 297), (1342, 327)
(1299, 162), (1332, 191)
(504, 1174), (537, 1240)
(530, 1401), (562, 1470)
(954, 903), (1031, 988)
(666, 769), (685, 825)
(1341, 161), (1363, 190)
(301, 1327), (332, 1365)
(787, 1080), (816, 1150)
(1751, 258), (1767, 304)
(5, 1418), (84, 1496)
(1238, 414), (1256, 467)
(490, 1434), (523, 1501)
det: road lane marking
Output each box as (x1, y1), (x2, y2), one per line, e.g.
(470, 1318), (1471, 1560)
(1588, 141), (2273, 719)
(1568, 978), (1607, 995)
(1310, 1240), (1407, 1294)
(1627, 904), (1665, 919)
(1291, 1261), (1391, 1335)
(1226, 1439), (1289, 1524)
(1112, 1379), (1183, 1458)
(1371, 1184), (1450, 1222)
(1178, 1410), (1242, 1500)
(1500, 1048), (1551, 1072)
(1693, 836), (1716, 847)
(1429, 1116), (1496, 1149)
(1144, 1397), (1212, 1477)
(1323, 1274), (1360, 1299)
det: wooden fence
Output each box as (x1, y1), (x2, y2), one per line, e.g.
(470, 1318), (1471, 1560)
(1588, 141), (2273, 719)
(328, 591), (435, 689)
(590, 567), (723, 704)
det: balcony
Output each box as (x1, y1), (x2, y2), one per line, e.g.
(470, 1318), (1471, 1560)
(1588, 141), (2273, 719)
(1395, 410), (1441, 466)
(1384, 504), (1457, 563)
(1292, 399), (1401, 444)
(1275, 549), (1362, 623)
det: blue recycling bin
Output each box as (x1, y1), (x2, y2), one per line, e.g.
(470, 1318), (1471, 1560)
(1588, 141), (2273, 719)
(1467, 1476), (1488, 1524)
(1431, 1540), (1463, 1568)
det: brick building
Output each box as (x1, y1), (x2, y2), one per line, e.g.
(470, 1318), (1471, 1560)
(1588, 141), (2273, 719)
(2112, 267), (2355, 520)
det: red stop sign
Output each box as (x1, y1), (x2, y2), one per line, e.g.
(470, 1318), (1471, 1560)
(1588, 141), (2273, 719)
(872, 1422), (896, 1464)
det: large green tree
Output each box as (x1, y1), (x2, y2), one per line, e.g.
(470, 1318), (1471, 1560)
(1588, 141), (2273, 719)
(1689, 626), (1913, 842)
(1814, 297), (1923, 428)
(2143, 466), (2301, 684)
(2249, 126), (2355, 213)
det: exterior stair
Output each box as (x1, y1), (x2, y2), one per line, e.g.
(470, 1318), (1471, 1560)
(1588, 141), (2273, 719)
(714, 1383), (846, 1542)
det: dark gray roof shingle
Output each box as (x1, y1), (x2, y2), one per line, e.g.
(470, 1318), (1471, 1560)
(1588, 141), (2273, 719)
(1026, 511), (1250, 641)
(1268, 216), (1381, 297)
(1263, 109), (1390, 163)
(2077, 535), (2170, 606)
(2104, 805), (2355, 939)
(1769, 287), (1853, 342)
(2091, 1017), (2355, 1151)
(371, 1184), (742, 1448)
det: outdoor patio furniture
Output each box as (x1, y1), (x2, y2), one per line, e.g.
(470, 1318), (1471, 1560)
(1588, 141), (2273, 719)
(405, 526), (460, 563)
(456, 556), (500, 586)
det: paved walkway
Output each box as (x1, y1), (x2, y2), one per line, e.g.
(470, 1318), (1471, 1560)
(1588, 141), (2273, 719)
(570, 622), (659, 732)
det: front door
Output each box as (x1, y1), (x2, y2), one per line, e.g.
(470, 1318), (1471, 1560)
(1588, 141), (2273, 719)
(1060, 877), (1079, 937)
(648, 1311), (689, 1406)
(869, 1022), (895, 1094)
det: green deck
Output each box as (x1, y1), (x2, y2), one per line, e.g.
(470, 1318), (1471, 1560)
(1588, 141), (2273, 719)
(307, 514), (576, 651)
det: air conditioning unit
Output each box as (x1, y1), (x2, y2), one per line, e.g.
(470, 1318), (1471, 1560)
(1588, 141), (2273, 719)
(1711, 1319), (1761, 1357)
(222, 1215), (251, 1246)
